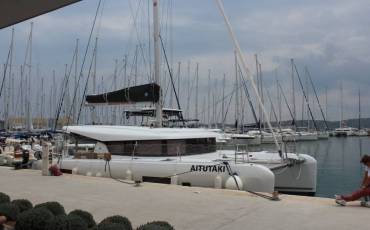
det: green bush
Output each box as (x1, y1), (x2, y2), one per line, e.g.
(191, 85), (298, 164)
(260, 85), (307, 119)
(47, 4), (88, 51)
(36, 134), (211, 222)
(15, 207), (54, 230)
(98, 222), (126, 230)
(136, 221), (174, 230)
(34, 201), (65, 216)
(46, 215), (69, 230)
(67, 215), (88, 230)
(0, 203), (19, 221)
(46, 214), (88, 230)
(11, 199), (33, 213)
(99, 215), (132, 230)
(69, 209), (96, 228)
(0, 193), (10, 204)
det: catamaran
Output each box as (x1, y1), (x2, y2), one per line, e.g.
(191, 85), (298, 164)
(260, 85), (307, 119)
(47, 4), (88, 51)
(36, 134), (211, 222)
(33, 0), (317, 195)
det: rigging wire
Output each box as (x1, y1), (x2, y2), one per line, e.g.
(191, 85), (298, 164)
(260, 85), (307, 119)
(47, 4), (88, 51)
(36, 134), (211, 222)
(76, 41), (98, 124)
(277, 79), (296, 126)
(66, 0), (102, 126)
(293, 62), (318, 131)
(0, 31), (13, 100)
(128, 0), (151, 81)
(159, 34), (185, 125)
(306, 67), (329, 131)
(54, 48), (78, 130)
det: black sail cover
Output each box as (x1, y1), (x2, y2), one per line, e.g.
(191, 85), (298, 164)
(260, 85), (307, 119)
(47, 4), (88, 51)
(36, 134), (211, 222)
(85, 83), (160, 105)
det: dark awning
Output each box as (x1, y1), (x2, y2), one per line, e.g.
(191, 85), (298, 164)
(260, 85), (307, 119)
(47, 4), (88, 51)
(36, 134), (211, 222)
(125, 107), (183, 117)
(0, 0), (81, 29)
(85, 83), (160, 105)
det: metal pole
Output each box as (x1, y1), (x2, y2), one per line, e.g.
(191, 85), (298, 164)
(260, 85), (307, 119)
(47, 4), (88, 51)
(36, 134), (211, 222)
(195, 63), (199, 121)
(153, 0), (162, 127)
(291, 58), (296, 131)
(235, 51), (239, 132)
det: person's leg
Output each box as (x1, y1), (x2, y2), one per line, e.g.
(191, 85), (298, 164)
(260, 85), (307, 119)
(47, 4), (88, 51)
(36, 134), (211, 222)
(341, 188), (370, 202)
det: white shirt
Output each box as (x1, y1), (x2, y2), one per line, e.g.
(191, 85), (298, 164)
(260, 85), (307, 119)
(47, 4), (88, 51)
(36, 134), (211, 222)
(366, 166), (370, 177)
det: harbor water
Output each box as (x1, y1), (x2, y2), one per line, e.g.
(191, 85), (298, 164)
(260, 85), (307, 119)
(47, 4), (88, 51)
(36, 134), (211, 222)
(249, 136), (369, 198)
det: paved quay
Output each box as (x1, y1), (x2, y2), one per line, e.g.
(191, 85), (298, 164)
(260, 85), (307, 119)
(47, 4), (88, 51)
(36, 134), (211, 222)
(0, 167), (368, 230)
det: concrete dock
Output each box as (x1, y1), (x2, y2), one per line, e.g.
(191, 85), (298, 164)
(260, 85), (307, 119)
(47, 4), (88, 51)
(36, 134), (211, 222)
(0, 167), (368, 230)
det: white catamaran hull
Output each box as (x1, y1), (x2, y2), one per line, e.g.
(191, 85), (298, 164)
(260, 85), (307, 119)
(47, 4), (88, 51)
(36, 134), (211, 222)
(33, 150), (316, 195)
(33, 157), (275, 193)
(296, 132), (318, 141)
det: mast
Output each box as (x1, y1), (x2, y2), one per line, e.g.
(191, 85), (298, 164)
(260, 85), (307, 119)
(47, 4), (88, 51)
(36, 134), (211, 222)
(26, 22), (33, 131)
(325, 87), (328, 121)
(305, 69), (309, 130)
(41, 77), (44, 128)
(234, 51), (239, 132)
(134, 45), (138, 125)
(195, 63), (199, 122)
(113, 59), (118, 125)
(259, 62), (264, 130)
(207, 69), (211, 128)
(186, 60), (190, 119)
(275, 69), (282, 127)
(340, 81), (343, 128)
(73, 39), (79, 124)
(358, 88), (361, 130)
(91, 37), (97, 124)
(176, 61), (181, 104)
(5, 27), (14, 130)
(122, 55), (127, 125)
(291, 58), (296, 130)
(213, 78), (218, 128)
(222, 74), (225, 131)
(153, 0), (162, 127)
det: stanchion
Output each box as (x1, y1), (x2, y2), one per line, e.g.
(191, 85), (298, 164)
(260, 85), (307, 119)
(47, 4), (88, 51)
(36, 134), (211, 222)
(42, 142), (51, 176)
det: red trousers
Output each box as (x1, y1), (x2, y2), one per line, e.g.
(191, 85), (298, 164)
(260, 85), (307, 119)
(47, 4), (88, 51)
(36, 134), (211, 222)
(342, 187), (370, 202)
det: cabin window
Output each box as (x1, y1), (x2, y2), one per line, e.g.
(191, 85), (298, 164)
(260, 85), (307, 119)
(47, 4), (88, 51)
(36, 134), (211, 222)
(105, 138), (216, 157)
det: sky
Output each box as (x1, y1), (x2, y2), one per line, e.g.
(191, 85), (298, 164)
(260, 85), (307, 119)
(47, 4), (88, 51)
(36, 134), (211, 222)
(1, 0), (370, 125)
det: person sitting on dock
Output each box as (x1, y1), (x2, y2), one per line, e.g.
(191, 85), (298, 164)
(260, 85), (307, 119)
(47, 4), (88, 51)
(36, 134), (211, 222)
(335, 155), (370, 207)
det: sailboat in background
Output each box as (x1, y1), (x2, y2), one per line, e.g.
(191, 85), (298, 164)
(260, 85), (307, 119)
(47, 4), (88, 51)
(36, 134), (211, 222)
(229, 52), (262, 146)
(334, 82), (357, 137)
(305, 67), (329, 139)
(354, 88), (368, 136)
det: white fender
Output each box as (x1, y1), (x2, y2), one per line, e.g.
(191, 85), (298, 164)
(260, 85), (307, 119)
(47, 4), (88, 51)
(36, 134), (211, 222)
(225, 175), (243, 190)
(171, 175), (178, 185)
(72, 167), (78, 175)
(125, 169), (132, 180)
(214, 175), (222, 189)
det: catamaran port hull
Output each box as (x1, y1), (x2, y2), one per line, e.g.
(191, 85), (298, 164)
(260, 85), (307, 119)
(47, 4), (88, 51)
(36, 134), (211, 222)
(33, 158), (275, 193)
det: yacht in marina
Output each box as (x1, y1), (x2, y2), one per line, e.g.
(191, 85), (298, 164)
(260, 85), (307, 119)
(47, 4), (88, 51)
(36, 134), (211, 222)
(33, 125), (317, 195)
(334, 127), (357, 137)
(228, 132), (261, 146)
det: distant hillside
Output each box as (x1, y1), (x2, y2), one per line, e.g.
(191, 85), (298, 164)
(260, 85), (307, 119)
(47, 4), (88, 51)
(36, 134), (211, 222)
(218, 118), (370, 130)
(264, 118), (370, 130)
